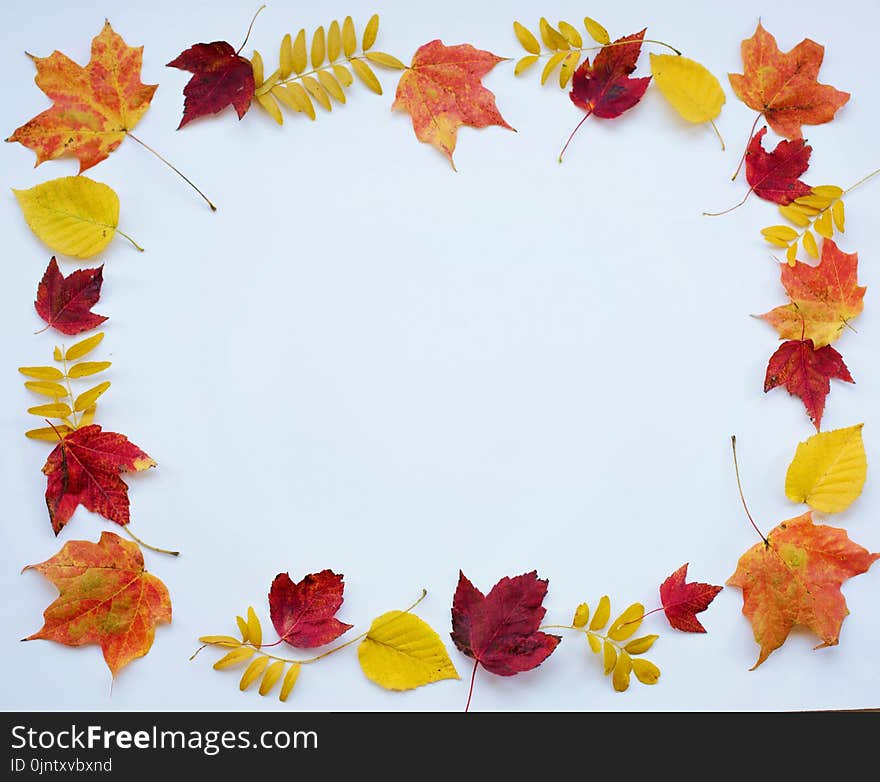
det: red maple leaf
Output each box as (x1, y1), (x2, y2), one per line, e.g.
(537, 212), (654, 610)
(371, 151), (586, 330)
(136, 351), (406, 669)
(167, 41), (255, 129)
(764, 339), (853, 430)
(269, 570), (353, 648)
(560, 29), (651, 160)
(451, 571), (560, 710)
(659, 563), (723, 633)
(746, 126), (812, 205)
(43, 425), (156, 534)
(34, 257), (107, 335)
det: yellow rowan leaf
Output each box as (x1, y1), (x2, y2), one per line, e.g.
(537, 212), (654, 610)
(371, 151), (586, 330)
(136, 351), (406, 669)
(649, 54), (726, 126)
(612, 650), (633, 692)
(292, 29), (307, 74)
(67, 361), (111, 378)
(590, 595), (610, 630)
(796, 194), (833, 209)
(19, 365), (63, 380)
(362, 14), (379, 51)
(236, 615), (249, 642)
(302, 76), (332, 111)
(213, 646), (254, 670)
(584, 17), (610, 45)
(608, 603), (644, 641)
(199, 635), (240, 646)
(254, 70), (280, 96)
(65, 332), (104, 361)
(587, 633), (602, 654)
(786, 242), (798, 265)
(558, 21), (583, 48)
(342, 17), (356, 58)
(572, 603), (590, 628)
(814, 209), (833, 239)
(632, 658), (661, 685)
(279, 33), (293, 79)
(541, 51), (567, 85)
(311, 26), (326, 68)
(317, 70), (346, 103)
(513, 21), (540, 55)
(778, 205), (812, 227)
(624, 635), (658, 655)
(333, 64), (354, 86)
(357, 610), (458, 691)
(802, 229), (819, 258)
(28, 402), (72, 418)
(246, 606), (262, 648)
(351, 58), (382, 94)
(259, 660), (286, 696)
(53, 347), (63, 361)
(785, 424), (867, 513)
(13, 177), (122, 259)
(539, 18), (569, 50)
(602, 640), (617, 674)
(515, 55), (539, 76)
(559, 51), (580, 88)
(812, 185), (844, 199)
(78, 404), (96, 427)
(73, 381), (109, 412)
(274, 84), (315, 119)
(365, 51), (406, 70)
(25, 381), (68, 397)
(279, 662), (301, 702)
(762, 225), (799, 243)
(239, 656), (269, 690)
(250, 50), (264, 86)
(26, 425), (71, 441)
(832, 200), (845, 232)
(790, 201), (820, 216)
(256, 92), (283, 124)
(327, 20), (341, 62)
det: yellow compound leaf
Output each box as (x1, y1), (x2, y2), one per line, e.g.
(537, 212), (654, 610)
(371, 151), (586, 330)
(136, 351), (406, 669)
(25, 381), (68, 398)
(612, 650), (633, 692)
(558, 21), (583, 48)
(539, 18), (569, 50)
(624, 635), (658, 655)
(20, 365), (63, 380)
(587, 633), (602, 654)
(239, 656), (269, 690)
(213, 646), (254, 670)
(236, 615), (249, 642)
(279, 33), (293, 79)
(632, 659), (661, 685)
(559, 51), (580, 88)
(279, 662), (301, 702)
(67, 361), (111, 379)
(608, 603), (644, 641)
(832, 200), (845, 232)
(14, 177), (122, 259)
(327, 20), (341, 62)
(65, 332), (104, 361)
(590, 595), (610, 630)
(256, 92), (283, 124)
(351, 58), (382, 94)
(26, 425), (71, 441)
(342, 17), (357, 58)
(572, 603), (590, 628)
(365, 51), (407, 70)
(292, 30), (308, 74)
(602, 640), (617, 674)
(513, 21), (540, 55)
(584, 17), (610, 45)
(74, 381), (109, 412)
(803, 229), (819, 258)
(649, 54), (726, 125)
(541, 51), (567, 85)
(785, 424), (867, 513)
(357, 610), (459, 691)
(362, 14), (379, 51)
(28, 402), (72, 418)
(246, 606), (262, 648)
(515, 55), (539, 76)
(259, 660), (286, 696)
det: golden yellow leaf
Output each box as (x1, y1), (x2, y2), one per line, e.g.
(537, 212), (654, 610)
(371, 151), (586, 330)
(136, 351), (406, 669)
(239, 656), (269, 690)
(515, 55), (539, 76)
(67, 361), (111, 379)
(199, 635), (240, 646)
(365, 51), (406, 70)
(796, 194), (832, 209)
(250, 50), (264, 86)
(802, 229), (819, 258)
(26, 425), (71, 441)
(73, 381), (109, 412)
(259, 660), (286, 696)
(19, 365), (63, 380)
(762, 225), (799, 243)
(832, 200), (845, 232)
(213, 646), (254, 670)
(590, 595), (610, 630)
(786, 242), (798, 265)
(812, 185), (844, 199)
(333, 64), (354, 86)
(311, 26), (326, 69)
(572, 603), (590, 628)
(778, 205), (812, 227)
(274, 84), (315, 119)
(254, 70), (280, 96)
(785, 424), (866, 513)
(608, 603), (644, 641)
(558, 21), (583, 48)
(814, 209), (833, 238)
(279, 662), (301, 702)
(612, 650), (633, 692)
(342, 17), (356, 58)
(28, 402), (72, 418)
(327, 20), (341, 62)
(541, 51), (567, 85)
(279, 33), (293, 79)
(351, 58), (382, 94)
(14, 177), (122, 259)
(362, 14), (379, 51)
(256, 92), (283, 124)
(292, 29), (307, 74)
(65, 332), (104, 361)
(584, 16), (610, 45)
(559, 51), (580, 88)
(649, 54), (726, 125)
(539, 18), (569, 50)
(602, 640), (617, 674)
(317, 70), (346, 103)
(236, 615), (249, 642)
(53, 347), (63, 361)
(78, 405), (96, 427)
(513, 21), (540, 55)
(302, 76), (332, 111)
(247, 606), (262, 648)
(632, 658), (660, 685)
(587, 633), (602, 654)
(624, 635), (658, 655)
(790, 201), (820, 216)
(25, 380), (68, 397)
(358, 610), (458, 691)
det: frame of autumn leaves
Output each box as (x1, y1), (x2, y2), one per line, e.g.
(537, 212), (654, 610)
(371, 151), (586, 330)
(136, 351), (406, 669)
(8, 10), (877, 710)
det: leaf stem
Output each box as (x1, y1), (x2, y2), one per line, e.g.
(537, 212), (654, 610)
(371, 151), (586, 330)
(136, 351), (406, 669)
(710, 119), (725, 151)
(730, 436), (768, 545)
(732, 113), (762, 181)
(60, 352), (78, 428)
(125, 132), (216, 211)
(236, 4), (266, 55)
(123, 524), (180, 557)
(272, 54), (371, 89)
(558, 110), (592, 162)
(702, 187), (753, 217)
(526, 38), (681, 61)
(844, 166), (880, 195)
(115, 228), (144, 252)
(465, 659), (478, 713)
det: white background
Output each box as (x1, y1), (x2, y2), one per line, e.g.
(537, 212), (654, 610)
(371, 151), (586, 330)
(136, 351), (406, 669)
(1, 0), (878, 711)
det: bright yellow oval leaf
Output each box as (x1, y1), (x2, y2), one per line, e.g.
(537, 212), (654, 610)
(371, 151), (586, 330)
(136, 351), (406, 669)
(19, 366), (63, 380)
(358, 610), (458, 691)
(362, 14), (379, 51)
(65, 332), (104, 361)
(250, 50), (264, 86)
(803, 229), (819, 258)
(365, 51), (406, 70)
(239, 656), (269, 690)
(539, 18), (569, 50)
(351, 58), (382, 94)
(785, 424), (867, 513)
(292, 29), (307, 74)
(199, 635), (240, 646)
(832, 200), (845, 232)
(342, 17), (356, 58)
(28, 402), (72, 418)
(624, 635), (658, 655)
(762, 225), (799, 243)
(541, 51), (567, 85)
(279, 33), (293, 79)
(572, 603), (590, 628)
(25, 381), (68, 397)
(812, 185), (844, 199)
(515, 55), (539, 76)
(327, 20), (341, 63)
(602, 640), (617, 674)
(815, 209), (833, 239)
(73, 381), (109, 412)
(279, 662), (301, 702)
(67, 361), (111, 378)
(649, 54), (726, 125)
(246, 606), (262, 648)
(26, 425), (71, 441)
(317, 70), (346, 103)
(236, 615), (249, 642)
(778, 205), (812, 227)
(213, 646), (254, 670)
(311, 26), (326, 69)
(587, 633), (602, 654)
(590, 595), (610, 630)
(259, 660), (286, 696)
(608, 603), (644, 641)
(256, 92), (283, 124)
(584, 17), (610, 45)
(632, 658), (660, 685)
(559, 51), (580, 88)
(612, 650), (633, 691)
(558, 21), (583, 48)
(513, 21), (540, 55)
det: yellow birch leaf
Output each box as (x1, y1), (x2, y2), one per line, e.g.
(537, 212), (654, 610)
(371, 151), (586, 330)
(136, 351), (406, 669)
(539, 18), (569, 50)
(584, 17), (610, 45)
(778, 205), (812, 227)
(333, 64), (354, 86)
(25, 381), (68, 397)
(632, 658), (661, 685)
(362, 14), (379, 51)
(762, 225), (799, 242)
(608, 603), (644, 641)
(624, 635), (658, 655)
(602, 640), (617, 674)
(14, 177), (121, 259)
(612, 650), (633, 691)
(541, 51), (567, 85)
(26, 425), (71, 441)
(587, 633), (602, 654)
(78, 405), (96, 427)
(317, 70), (346, 103)
(358, 610), (459, 691)
(73, 381), (109, 411)
(256, 92), (283, 124)
(649, 54), (726, 124)
(67, 361), (111, 378)
(302, 76), (331, 111)
(365, 51), (406, 70)
(590, 595), (610, 630)
(785, 424), (867, 513)
(327, 20), (341, 62)
(342, 17), (356, 58)
(279, 662), (301, 701)
(812, 185), (844, 199)
(259, 660), (286, 696)
(802, 229), (819, 258)
(250, 50), (264, 86)
(292, 30), (307, 74)
(20, 366), (63, 380)
(559, 51), (580, 88)
(558, 21), (583, 48)
(239, 656), (269, 690)
(311, 26), (326, 68)
(279, 34), (293, 79)
(513, 22), (540, 55)
(65, 332), (104, 361)
(28, 402), (72, 418)
(236, 615), (249, 642)
(213, 646), (254, 669)
(515, 55), (539, 76)
(572, 603), (590, 628)
(814, 209), (833, 238)
(351, 58), (382, 94)
(247, 606), (262, 648)
(832, 200), (845, 232)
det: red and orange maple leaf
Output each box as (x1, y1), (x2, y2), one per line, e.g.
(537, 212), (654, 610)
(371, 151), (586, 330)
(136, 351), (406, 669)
(764, 339), (853, 430)
(167, 41), (255, 128)
(7, 21), (157, 171)
(729, 22), (849, 139)
(659, 563), (723, 633)
(728, 512), (878, 668)
(745, 126), (812, 205)
(24, 531), (171, 676)
(392, 40), (512, 167)
(269, 570), (353, 648)
(43, 424), (156, 534)
(35, 257), (107, 335)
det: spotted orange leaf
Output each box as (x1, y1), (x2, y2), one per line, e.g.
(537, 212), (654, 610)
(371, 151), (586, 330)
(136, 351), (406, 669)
(7, 21), (157, 172)
(24, 531), (171, 676)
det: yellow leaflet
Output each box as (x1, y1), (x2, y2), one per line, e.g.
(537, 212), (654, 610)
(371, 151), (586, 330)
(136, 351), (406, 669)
(541, 51), (567, 85)
(26, 425), (71, 441)
(587, 633), (602, 654)
(256, 92), (283, 124)
(279, 663), (301, 702)
(602, 640), (617, 674)
(213, 647), (254, 670)
(14, 177), (121, 259)
(832, 200), (845, 232)
(236, 616), (249, 642)
(365, 51), (406, 70)
(559, 51), (580, 88)
(302, 76), (332, 111)
(19, 366), (63, 380)
(311, 26), (326, 69)
(513, 21), (540, 55)
(362, 14), (379, 51)
(78, 405), (96, 427)
(357, 610), (459, 691)
(515, 55), (539, 76)
(584, 17), (610, 45)
(762, 225), (798, 242)
(608, 603), (644, 641)
(812, 185), (844, 199)
(74, 381), (109, 412)
(802, 229), (819, 258)
(778, 205), (811, 227)
(612, 650), (632, 692)
(786, 242), (798, 265)
(558, 21), (583, 48)
(785, 424), (866, 513)
(789, 201), (820, 216)
(254, 71), (280, 97)
(25, 381), (68, 397)
(250, 51), (264, 86)
(351, 59), (382, 94)
(814, 209), (833, 239)
(67, 361), (111, 378)
(327, 21), (341, 63)
(292, 30), (307, 74)
(796, 194), (832, 209)
(632, 659), (660, 685)
(317, 70), (346, 103)
(342, 17), (356, 58)
(649, 54), (725, 125)
(333, 64), (353, 87)
(199, 635), (240, 646)
(239, 657), (269, 690)
(572, 603), (590, 628)
(539, 18), (569, 50)
(279, 33), (293, 78)
(65, 332), (104, 361)
(53, 347), (62, 362)
(590, 595), (610, 630)
(259, 660), (286, 696)
(276, 84), (315, 119)
(246, 606), (262, 648)
(28, 402), (72, 418)
(624, 635), (658, 655)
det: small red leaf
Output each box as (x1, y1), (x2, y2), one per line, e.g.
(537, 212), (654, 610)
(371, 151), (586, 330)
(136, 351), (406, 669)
(764, 339), (853, 430)
(745, 126), (812, 205)
(35, 257), (107, 335)
(659, 563), (722, 633)
(269, 570), (353, 648)
(167, 41), (255, 128)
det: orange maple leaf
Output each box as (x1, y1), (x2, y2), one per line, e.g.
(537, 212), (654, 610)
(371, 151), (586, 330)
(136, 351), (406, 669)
(392, 40), (513, 168)
(24, 531), (172, 676)
(728, 512), (878, 669)
(728, 22), (849, 139)
(7, 21), (157, 172)
(761, 238), (865, 348)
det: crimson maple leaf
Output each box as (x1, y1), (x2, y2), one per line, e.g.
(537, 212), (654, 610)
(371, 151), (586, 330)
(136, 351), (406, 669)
(746, 126), (812, 205)
(34, 257), (107, 335)
(42, 424), (156, 534)
(560, 29), (651, 161)
(167, 41), (255, 128)
(269, 570), (353, 648)
(659, 563), (723, 633)
(764, 339), (853, 430)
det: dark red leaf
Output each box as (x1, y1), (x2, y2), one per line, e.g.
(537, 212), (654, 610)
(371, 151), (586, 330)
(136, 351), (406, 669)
(745, 126), (812, 205)
(269, 570), (353, 648)
(167, 42), (255, 129)
(35, 257), (107, 335)
(659, 563), (723, 633)
(764, 339), (853, 430)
